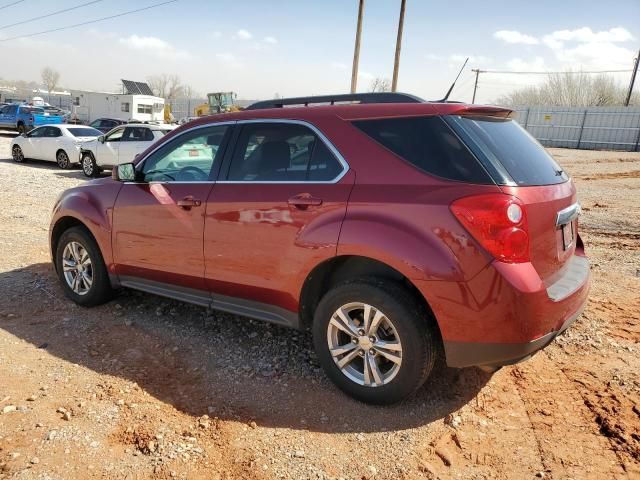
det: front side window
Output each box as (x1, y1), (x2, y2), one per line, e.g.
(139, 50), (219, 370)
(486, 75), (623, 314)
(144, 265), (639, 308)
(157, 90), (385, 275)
(27, 127), (45, 138)
(227, 123), (343, 182)
(137, 104), (152, 114)
(105, 128), (124, 142)
(141, 125), (228, 182)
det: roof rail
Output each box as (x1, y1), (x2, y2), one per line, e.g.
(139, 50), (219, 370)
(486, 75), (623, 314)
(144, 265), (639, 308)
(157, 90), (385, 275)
(246, 92), (425, 110)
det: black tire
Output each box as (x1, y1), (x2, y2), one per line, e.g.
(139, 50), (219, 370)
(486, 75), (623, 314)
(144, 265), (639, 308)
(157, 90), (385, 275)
(12, 145), (26, 163)
(312, 278), (437, 405)
(81, 153), (99, 177)
(56, 150), (71, 169)
(55, 226), (113, 307)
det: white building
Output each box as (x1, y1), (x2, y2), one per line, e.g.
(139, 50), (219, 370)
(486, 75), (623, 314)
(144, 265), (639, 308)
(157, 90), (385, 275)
(70, 80), (165, 123)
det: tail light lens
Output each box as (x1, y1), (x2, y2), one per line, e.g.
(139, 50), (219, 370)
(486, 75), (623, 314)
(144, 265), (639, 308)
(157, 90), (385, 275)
(450, 193), (530, 263)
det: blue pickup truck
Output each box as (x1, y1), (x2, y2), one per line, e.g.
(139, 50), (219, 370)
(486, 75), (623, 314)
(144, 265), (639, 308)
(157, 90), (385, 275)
(0, 104), (64, 133)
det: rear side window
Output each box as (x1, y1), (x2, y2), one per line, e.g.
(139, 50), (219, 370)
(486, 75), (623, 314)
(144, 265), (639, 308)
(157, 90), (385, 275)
(227, 123), (343, 182)
(445, 116), (568, 186)
(352, 116), (492, 184)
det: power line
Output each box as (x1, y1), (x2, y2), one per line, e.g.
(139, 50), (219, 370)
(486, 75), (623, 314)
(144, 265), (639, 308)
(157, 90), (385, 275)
(0, 0), (179, 42)
(0, 0), (23, 10)
(479, 69), (632, 75)
(0, 0), (105, 30)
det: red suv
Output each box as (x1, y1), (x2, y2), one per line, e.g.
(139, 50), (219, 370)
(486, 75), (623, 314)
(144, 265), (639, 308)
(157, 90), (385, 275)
(50, 93), (589, 404)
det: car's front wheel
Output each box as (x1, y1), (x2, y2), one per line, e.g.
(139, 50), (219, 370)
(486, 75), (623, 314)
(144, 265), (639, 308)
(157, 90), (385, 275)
(12, 145), (25, 163)
(81, 153), (99, 177)
(55, 226), (113, 306)
(56, 150), (71, 169)
(313, 278), (437, 404)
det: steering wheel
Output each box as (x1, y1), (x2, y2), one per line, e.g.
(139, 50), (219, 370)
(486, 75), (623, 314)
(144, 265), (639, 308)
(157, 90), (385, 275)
(176, 165), (207, 181)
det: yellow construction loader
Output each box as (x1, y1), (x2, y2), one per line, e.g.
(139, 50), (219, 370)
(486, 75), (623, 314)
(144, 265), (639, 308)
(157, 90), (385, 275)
(193, 92), (239, 116)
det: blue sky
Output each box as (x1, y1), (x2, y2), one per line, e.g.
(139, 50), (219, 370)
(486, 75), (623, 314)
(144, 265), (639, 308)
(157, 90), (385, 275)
(1, 0), (639, 102)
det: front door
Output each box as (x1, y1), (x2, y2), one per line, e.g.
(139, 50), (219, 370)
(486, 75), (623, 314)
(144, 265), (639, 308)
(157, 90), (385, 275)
(204, 121), (354, 313)
(97, 127), (124, 167)
(112, 124), (231, 292)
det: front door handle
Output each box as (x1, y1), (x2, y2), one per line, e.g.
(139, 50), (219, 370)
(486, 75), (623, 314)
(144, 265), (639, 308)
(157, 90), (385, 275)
(177, 196), (202, 209)
(288, 194), (323, 210)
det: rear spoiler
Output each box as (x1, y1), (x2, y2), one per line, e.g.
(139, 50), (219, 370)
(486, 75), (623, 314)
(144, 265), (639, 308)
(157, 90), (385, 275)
(454, 106), (514, 119)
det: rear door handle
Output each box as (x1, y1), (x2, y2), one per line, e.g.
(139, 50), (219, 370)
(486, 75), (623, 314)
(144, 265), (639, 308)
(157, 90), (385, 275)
(177, 196), (202, 209)
(288, 194), (323, 209)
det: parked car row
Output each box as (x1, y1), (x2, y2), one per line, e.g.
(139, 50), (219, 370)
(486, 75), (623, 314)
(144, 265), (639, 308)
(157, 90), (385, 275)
(11, 122), (175, 174)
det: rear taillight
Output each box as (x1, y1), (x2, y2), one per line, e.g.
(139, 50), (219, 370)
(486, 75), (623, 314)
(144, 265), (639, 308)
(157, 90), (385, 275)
(450, 194), (530, 263)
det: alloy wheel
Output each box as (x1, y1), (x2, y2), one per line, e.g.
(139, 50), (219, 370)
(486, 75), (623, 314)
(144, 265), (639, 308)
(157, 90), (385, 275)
(12, 146), (24, 163)
(82, 155), (94, 176)
(57, 151), (70, 169)
(62, 241), (93, 295)
(326, 302), (403, 387)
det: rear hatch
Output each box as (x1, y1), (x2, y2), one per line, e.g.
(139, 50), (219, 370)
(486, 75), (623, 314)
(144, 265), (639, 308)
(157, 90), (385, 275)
(444, 114), (577, 285)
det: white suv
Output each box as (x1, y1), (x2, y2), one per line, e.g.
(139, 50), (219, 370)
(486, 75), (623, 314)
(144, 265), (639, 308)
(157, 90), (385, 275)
(80, 123), (174, 177)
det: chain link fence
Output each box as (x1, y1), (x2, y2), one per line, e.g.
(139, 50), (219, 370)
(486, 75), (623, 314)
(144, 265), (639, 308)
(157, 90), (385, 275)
(513, 106), (640, 152)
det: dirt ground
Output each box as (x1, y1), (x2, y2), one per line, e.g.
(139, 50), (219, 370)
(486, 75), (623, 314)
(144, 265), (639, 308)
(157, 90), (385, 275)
(0, 131), (638, 480)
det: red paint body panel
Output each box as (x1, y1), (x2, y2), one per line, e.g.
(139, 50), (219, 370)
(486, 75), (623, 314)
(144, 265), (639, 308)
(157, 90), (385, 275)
(203, 171), (355, 312)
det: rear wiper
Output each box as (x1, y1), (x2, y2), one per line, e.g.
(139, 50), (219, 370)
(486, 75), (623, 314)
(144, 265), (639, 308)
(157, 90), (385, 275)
(555, 169), (564, 176)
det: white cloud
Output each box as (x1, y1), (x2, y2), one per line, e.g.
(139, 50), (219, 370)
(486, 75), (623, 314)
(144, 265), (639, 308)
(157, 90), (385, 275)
(331, 62), (348, 70)
(211, 31), (222, 39)
(236, 29), (252, 40)
(263, 36), (277, 44)
(541, 27), (635, 70)
(119, 35), (190, 60)
(425, 53), (444, 61)
(493, 30), (539, 45)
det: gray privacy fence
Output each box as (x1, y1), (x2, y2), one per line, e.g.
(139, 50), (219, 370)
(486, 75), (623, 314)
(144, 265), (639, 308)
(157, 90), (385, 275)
(513, 106), (640, 152)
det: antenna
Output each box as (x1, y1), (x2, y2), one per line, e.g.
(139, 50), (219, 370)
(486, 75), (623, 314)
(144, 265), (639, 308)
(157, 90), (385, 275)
(436, 57), (468, 102)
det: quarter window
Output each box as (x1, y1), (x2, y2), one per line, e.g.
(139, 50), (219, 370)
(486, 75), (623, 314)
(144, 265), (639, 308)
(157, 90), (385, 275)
(141, 125), (229, 182)
(227, 123), (343, 182)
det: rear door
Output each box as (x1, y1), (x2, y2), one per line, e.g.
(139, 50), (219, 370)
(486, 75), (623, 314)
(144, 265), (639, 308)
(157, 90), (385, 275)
(203, 120), (354, 313)
(40, 126), (63, 161)
(112, 124), (231, 291)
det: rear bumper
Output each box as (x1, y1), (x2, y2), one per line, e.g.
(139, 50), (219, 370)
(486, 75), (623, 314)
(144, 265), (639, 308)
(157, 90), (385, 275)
(416, 250), (590, 368)
(443, 299), (585, 368)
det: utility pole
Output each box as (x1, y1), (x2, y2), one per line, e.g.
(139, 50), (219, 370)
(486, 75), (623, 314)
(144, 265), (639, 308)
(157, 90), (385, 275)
(624, 49), (639, 107)
(471, 69), (482, 104)
(391, 0), (407, 92)
(350, 0), (365, 94)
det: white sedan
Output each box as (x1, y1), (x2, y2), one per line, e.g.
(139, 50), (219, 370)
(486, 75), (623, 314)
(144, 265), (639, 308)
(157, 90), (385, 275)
(10, 124), (102, 169)
(80, 123), (175, 177)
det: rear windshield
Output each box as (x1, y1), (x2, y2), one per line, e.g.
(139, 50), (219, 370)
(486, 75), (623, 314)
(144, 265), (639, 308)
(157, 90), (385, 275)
(21, 107), (44, 114)
(352, 116), (492, 184)
(444, 115), (568, 186)
(68, 127), (102, 137)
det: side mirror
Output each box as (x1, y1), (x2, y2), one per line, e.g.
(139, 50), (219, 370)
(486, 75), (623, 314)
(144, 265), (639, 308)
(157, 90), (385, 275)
(113, 163), (136, 182)
(98, 135), (105, 143)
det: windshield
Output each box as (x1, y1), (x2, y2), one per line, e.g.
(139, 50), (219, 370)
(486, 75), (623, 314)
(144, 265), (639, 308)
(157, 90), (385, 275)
(22, 107), (44, 114)
(68, 127), (102, 137)
(445, 115), (569, 186)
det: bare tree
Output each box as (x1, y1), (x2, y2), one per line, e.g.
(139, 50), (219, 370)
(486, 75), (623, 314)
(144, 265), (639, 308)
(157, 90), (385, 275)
(147, 74), (185, 99)
(179, 84), (199, 99)
(497, 72), (639, 107)
(369, 77), (391, 93)
(41, 67), (60, 97)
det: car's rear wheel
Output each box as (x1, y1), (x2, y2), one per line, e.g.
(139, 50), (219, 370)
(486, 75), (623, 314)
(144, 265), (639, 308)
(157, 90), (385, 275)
(313, 278), (437, 404)
(81, 153), (99, 177)
(55, 226), (113, 306)
(12, 145), (25, 163)
(56, 150), (71, 169)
